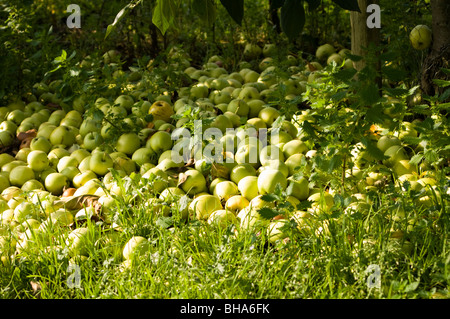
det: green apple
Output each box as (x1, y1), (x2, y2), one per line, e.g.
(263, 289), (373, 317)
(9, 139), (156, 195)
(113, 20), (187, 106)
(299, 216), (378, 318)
(238, 87), (260, 103)
(230, 163), (256, 185)
(79, 118), (102, 138)
(235, 144), (260, 168)
(227, 99), (249, 117)
(267, 219), (289, 243)
(327, 53), (344, 66)
(142, 167), (169, 194)
(259, 159), (289, 178)
(383, 145), (408, 167)
(410, 25), (432, 50)
(159, 187), (186, 203)
(207, 209), (237, 228)
(70, 148), (90, 164)
(225, 195), (250, 213)
(257, 169), (287, 195)
(112, 155), (136, 175)
(190, 84), (209, 100)
(285, 153), (306, 176)
(9, 165), (35, 187)
(83, 132), (104, 151)
(258, 106), (280, 126)
(56, 156), (78, 173)
(178, 169), (207, 195)
(307, 192), (334, 213)
(282, 139), (308, 158)
(209, 177), (228, 194)
(89, 151), (113, 176)
(209, 114), (233, 134)
(316, 44), (335, 62)
(189, 194), (222, 220)
(376, 135), (401, 153)
(213, 181), (239, 201)
(45, 172), (69, 195)
(15, 148), (31, 162)
(114, 95), (134, 112)
(393, 159), (417, 176)
(223, 112), (241, 128)
(72, 170), (97, 188)
(286, 176), (309, 201)
(116, 132), (141, 156)
(49, 125), (76, 148)
(147, 131), (173, 154)
(123, 236), (150, 260)
(0, 120), (18, 133)
(243, 43), (262, 60)
(244, 70), (260, 84)
(262, 43), (277, 57)
(36, 123), (56, 140)
(27, 150), (49, 172)
(132, 147), (157, 167)
(0, 174), (10, 192)
(0, 130), (15, 148)
(259, 144), (285, 166)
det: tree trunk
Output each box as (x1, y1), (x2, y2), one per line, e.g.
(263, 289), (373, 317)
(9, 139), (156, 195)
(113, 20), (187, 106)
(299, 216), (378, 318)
(350, 0), (382, 88)
(421, 0), (450, 97)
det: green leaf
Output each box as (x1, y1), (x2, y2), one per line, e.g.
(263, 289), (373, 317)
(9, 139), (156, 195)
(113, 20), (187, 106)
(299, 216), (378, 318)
(409, 154), (424, 166)
(439, 88), (450, 102)
(333, 67), (357, 82)
(219, 0), (244, 25)
(360, 83), (381, 105)
(260, 193), (280, 203)
(192, 0), (217, 27)
(382, 66), (408, 82)
(280, 0), (306, 41)
(432, 79), (450, 88)
(332, 0), (361, 12)
(257, 207), (279, 220)
(153, 0), (178, 35)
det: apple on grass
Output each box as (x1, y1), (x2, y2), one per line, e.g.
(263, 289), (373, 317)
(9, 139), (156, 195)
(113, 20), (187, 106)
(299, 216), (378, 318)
(49, 125), (76, 148)
(207, 209), (237, 228)
(225, 195), (250, 213)
(189, 194), (222, 220)
(213, 181), (239, 202)
(116, 133), (141, 156)
(83, 132), (104, 151)
(258, 106), (280, 126)
(9, 166), (35, 188)
(45, 172), (69, 195)
(132, 147), (157, 168)
(227, 99), (249, 117)
(27, 150), (49, 172)
(177, 169), (207, 196)
(257, 169), (287, 195)
(29, 136), (53, 154)
(259, 145), (285, 166)
(282, 139), (308, 158)
(56, 156), (79, 173)
(123, 236), (150, 261)
(237, 176), (259, 201)
(259, 159), (289, 178)
(89, 151), (113, 176)
(230, 163), (257, 185)
(113, 155), (136, 175)
(286, 176), (309, 201)
(147, 131), (173, 154)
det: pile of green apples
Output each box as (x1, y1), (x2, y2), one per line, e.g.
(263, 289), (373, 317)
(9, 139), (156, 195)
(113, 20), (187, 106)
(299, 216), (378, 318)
(0, 42), (443, 265)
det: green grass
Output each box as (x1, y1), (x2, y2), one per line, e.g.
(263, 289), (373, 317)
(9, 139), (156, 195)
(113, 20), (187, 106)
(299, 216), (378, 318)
(1, 175), (448, 299)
